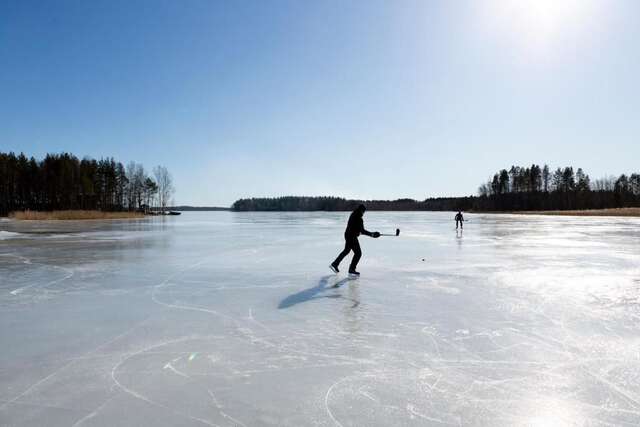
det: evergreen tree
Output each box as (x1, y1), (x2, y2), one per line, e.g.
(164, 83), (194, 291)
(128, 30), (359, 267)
(0, 151), (171, 215)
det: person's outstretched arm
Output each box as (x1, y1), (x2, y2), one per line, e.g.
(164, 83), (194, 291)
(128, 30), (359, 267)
(363, 229), (381, 238)
(361, 224), (380, 238)
(360, 219), (379, 238)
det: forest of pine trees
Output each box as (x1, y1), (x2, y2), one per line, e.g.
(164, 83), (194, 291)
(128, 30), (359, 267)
(232, 165), (640, 212)
(0, 152), (174, 216)
(231, 196), (475, 211)
(4, 154), (638, 214)
(475, 164), (640, 211)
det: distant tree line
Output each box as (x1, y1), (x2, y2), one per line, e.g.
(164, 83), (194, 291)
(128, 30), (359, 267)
(475, 164), (640, 211)
(232, 164), (640, 212)
(0, 151), (174, 216)
(170, 206), (229, 211)
(231, 196), (475, 211)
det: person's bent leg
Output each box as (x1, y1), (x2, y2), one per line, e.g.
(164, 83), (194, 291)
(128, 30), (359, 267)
(333, 240), (352, 267)
(349, 238), (362, 272)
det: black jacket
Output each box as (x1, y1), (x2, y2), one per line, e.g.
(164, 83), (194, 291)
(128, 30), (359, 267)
(345, 210), (369, 238)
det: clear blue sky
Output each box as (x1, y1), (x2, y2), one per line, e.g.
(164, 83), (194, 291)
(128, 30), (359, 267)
(1, 0), (639, 206)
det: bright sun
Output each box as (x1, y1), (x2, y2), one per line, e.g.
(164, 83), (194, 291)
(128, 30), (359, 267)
(514, 0), (585, 37)
(478, 0), (599, 57)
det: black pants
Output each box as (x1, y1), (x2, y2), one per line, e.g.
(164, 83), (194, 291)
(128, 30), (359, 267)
(332, 236), (361, 272)
(456, 220), (463, 229)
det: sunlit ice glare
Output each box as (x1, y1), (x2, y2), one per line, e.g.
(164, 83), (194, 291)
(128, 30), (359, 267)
(525, 397), (579, 427)
(477, 0), (600, 58)
(528, 416), (571, 427)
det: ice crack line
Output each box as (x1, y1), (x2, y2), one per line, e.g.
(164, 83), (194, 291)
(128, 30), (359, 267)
(1, 253), (73, 296)
(110, 335), (222, 427)
(0, 316), (152, 411)
(151, 258), (235, 322)
(71, 395), (117, 427)
(325, 375), (356, 427)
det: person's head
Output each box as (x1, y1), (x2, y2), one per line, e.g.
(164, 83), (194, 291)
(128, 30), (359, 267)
(458, 211), (461, 214)
(355, 204), (366, 216)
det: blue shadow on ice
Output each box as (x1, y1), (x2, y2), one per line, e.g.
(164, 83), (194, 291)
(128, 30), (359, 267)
(278, 275), (355, 309)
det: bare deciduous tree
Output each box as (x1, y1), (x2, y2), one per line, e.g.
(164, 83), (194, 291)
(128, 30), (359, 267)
(154, 165), (174, 213)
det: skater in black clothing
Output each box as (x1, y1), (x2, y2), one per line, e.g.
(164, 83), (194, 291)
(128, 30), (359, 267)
(330, 204), (380, 276)
(455, 211), (464, 230)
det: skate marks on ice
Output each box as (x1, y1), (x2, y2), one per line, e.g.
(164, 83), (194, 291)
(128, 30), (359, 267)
(0, 253), (74, 297)
(0, 316), (153, 418)
(147, 266), (640, 425)
(134, 256), (399, 425)
(6, 275), (640, 425)
(3, 212), (640, 425)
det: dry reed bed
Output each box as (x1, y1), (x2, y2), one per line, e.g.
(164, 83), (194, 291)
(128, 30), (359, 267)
(9, 210), (145, 220)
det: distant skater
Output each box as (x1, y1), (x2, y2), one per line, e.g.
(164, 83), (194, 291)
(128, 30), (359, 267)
(330, 204), (380, 276)
(455, 211), (464, 230)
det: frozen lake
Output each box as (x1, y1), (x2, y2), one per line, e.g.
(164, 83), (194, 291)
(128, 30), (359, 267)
(1, 211), (640, 426)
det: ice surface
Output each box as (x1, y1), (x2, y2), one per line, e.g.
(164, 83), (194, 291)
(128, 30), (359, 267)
(1, 211), (640, 426)
(0, 231), (23, 241)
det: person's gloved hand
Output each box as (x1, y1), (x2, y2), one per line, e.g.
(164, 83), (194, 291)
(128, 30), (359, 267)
(372, 231), (381, 238)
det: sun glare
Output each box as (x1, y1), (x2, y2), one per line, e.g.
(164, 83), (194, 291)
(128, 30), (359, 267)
(478, 0), (599, 58)
(525, 0), (578, 32)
